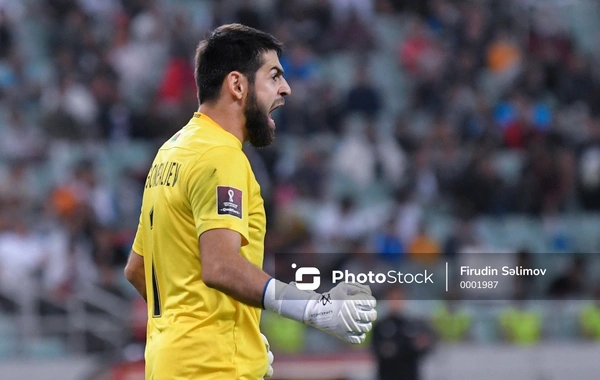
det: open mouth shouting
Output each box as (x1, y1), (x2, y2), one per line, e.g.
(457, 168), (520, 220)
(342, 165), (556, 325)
(268, 101), (285, 128)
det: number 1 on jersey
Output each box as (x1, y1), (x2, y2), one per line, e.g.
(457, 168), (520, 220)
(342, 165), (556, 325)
(149, 206), (161, 317)
(152, 261), (161, 317)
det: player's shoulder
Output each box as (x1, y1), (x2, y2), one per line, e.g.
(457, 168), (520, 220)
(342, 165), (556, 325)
(163, 116), (241, 155)
(201, 144), (247, 161)
(191, 145), (250, 179)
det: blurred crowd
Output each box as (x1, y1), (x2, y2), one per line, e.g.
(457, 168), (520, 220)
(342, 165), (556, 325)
(1, 0), (600, 355)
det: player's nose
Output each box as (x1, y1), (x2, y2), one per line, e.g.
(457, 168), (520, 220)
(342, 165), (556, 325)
(280, 77), (291, 97)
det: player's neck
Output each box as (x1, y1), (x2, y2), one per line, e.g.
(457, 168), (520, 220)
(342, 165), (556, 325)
(197, 104), (246, 144)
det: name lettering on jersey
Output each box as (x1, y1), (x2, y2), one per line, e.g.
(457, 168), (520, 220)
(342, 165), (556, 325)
(145, 161), (182, 189)
(216, 186), (243, 218)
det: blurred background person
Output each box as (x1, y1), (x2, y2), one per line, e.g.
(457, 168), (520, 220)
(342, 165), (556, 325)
(371, 286), (436, 380)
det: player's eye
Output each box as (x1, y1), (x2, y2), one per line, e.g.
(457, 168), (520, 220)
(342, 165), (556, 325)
(272, 75), (279, 82)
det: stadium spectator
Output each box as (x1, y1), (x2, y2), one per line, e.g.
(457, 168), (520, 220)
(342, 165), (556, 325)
(0, 217), (45, 301)
(0, 8), (14, 59)
(403, 144), (438, 205)
(577, 116), (600, 210)
(314, 196), (372, 252)
(579, 284), (600, 341)
(305, 81), (345, 134)
(399, 18), (443, 77)
(280, 43), (319, 83)
(486, 29), (523, 77)
(40, 73), (99, 140)
(431, 292), (472, 343)
(371, 286), (435, 380)
(454, 148), (507, 216)
(330, 0), (375, 24)
(344, 63), (383, 122)
(512, 249), (537, 300)
(442, 219), (476, 259)
(547, 256), (586, 299)
(408, 223), (441, 264)
(330, 7), (376, 53)
(332, 118), (380, 188)
(233, 0), (264, 31)
(0, 160), (39, 215)
(498, 299), (543, 346)
(373, 218), (404, 263)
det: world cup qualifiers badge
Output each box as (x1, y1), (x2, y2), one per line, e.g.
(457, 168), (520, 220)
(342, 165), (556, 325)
(217, 186), (242, 218)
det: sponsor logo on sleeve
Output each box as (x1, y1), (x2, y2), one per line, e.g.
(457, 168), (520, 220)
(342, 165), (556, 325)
(216, 186), (243, 219)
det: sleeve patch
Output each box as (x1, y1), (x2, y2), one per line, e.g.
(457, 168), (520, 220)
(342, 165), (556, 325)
(216, 186), (243, 219)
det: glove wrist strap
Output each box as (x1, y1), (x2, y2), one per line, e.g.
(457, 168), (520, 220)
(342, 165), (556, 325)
(263, 279), (313, 322)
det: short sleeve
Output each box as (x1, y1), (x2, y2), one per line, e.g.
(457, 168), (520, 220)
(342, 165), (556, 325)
(187, 146), (250, 245)
(132, 206), (144, 255)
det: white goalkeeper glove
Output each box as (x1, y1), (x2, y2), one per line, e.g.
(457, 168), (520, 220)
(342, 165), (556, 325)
(263, 279), (377, 344)
(261, 333), (274, 379)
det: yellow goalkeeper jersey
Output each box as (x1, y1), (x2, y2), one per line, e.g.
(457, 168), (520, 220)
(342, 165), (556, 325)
(132, 112), (268, 379)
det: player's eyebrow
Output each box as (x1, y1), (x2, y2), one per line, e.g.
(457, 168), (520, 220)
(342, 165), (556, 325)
(270, 66), (284, 76)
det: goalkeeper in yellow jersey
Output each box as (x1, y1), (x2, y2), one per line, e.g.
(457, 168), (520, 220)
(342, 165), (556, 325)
(124, 24), (377, 380)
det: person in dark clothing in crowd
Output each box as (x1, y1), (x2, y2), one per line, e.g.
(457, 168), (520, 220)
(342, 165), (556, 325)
(547, 255), (586, 299)
(371, 286), (436, 380)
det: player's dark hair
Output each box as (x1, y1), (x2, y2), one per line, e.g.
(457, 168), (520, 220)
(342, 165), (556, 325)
(194, 24), (283, 104)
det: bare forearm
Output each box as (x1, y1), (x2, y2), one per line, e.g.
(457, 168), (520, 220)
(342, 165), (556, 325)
(200, 229), (272, 308)
(204, 254), (270, 308)
(129, 275), (147, 302)
(125, 251), (147, 302)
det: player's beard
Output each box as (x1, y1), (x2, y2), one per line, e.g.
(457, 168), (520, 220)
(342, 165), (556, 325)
(244, 86), (274, 148)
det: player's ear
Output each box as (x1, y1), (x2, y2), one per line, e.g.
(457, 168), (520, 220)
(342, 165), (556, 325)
(225, 71), (246, 101)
